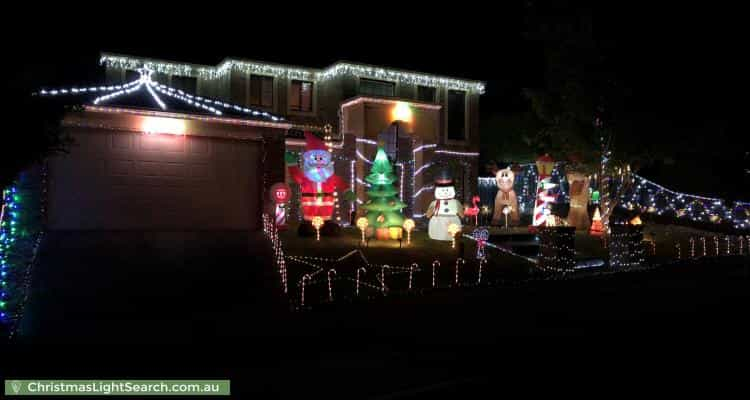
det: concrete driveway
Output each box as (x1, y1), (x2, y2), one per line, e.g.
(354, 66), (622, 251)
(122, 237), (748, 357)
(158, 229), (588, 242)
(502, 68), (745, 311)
(17, 231), (285, 343)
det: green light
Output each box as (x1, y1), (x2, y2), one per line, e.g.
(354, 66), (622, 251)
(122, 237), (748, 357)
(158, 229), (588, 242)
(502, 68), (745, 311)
(0, 301), (6, 308)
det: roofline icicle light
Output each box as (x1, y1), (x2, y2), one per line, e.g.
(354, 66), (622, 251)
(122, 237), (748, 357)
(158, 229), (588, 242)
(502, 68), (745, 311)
(100, 54), (486, 94)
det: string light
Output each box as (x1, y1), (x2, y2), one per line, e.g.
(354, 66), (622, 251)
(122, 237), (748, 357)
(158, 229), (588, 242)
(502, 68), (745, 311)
(356, 267), (366, 296)
(454, 258), (464, 286)
(409, 263), (418, 290)
(609, 226), (646, 268)
(477, 258), (487, 284)
(690, 237), (696, 258)
(380, 265), (390, 294)
(714, 236), (719, 257)
(101, 55), (486, 93)
(433, 150), (480, 157)
(1, 169), (46, 338)
(39, 67), (286, 122)
(327, 269), (336, 302)
(537, 227), (576, 272)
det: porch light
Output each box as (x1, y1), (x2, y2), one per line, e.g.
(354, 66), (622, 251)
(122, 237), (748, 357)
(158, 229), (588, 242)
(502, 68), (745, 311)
(391, 101), (412, 124)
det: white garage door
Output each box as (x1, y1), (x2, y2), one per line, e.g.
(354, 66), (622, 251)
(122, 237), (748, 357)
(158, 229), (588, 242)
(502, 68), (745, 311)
(48, 130), (261, 230)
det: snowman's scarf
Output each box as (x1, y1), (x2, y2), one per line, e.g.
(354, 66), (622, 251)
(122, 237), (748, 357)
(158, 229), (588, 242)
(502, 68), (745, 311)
(304, 163), (334, 183)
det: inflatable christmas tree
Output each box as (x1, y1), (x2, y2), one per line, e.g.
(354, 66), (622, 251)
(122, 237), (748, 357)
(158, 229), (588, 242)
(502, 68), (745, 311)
(362, 147), (407, 239)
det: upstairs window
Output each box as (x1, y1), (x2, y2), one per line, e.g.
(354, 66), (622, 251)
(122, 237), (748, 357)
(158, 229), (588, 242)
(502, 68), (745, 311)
(447, 90), (466, 141)
(125, 69), (140, 83)
(360, 78), (395, 97)
(289, 80), (313, 112)
(250, 75), (274, 108)
(417, 85), (436, 102)
(170, 75), (197, 94)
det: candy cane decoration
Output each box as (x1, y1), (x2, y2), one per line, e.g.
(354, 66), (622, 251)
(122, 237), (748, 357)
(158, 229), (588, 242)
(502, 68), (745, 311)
(301, 274), (311, 308)
(692, 237), (698, 258)
(726, 236), (731, 256)
(327, 269), (336, 302)
(356, 267), (366, 296)
(740, 236), (745, 256)
(478, 258), (486, 284)
(432, 260), (440, 288)
(675, 242), (681, 260)
(275, 204), (286, 226)
(380, 265), (390, 294)
(409, 263), (418, 290)
(700, 236), (706, 257)
(454, 258), (464, 286)
(714, 236), (719, 256)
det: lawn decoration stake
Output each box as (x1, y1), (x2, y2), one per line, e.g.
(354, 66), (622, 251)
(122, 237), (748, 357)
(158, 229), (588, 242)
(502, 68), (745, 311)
(432, 260), (440, 288)
(312, 216), (324, 241)
(448, 223), (461, 249)
(464, 195), (480, 226)
(492, 167), (519, 226)
(286, 132), (349, 236)
(268, 182), (291, 230)
(356, 217), (369, 245)
(473, 228), (489, 260)
(403, 218), (415, 245)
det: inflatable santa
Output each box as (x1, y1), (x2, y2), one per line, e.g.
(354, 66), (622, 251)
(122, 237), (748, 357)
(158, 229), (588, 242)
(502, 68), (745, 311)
(425, 171), (464, 241)
(286, 132), (349, 236)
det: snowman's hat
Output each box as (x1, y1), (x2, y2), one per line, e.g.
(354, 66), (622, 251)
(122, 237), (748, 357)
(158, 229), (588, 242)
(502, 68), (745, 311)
(435, 169), (454, 186)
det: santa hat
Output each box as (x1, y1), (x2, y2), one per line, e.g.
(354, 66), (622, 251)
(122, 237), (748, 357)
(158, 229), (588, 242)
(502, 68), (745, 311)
(304, 131), (327, 151)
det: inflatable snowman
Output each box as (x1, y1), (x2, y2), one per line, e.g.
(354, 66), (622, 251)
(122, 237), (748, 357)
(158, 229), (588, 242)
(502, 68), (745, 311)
(426, 171), (464, 241)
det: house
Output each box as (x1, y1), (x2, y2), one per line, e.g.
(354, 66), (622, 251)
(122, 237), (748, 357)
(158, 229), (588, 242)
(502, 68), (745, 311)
(40, 53), (485, 232)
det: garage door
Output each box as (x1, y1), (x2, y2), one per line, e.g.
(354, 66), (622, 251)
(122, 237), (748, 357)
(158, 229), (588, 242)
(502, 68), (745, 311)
(48, 130), (261, 230)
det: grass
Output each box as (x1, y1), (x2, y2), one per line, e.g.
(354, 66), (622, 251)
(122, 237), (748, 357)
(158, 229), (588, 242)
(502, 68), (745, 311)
(278, 221), (736, 307)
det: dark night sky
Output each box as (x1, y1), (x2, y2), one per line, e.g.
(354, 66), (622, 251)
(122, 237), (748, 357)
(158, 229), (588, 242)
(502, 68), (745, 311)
(4, 2), (744, 196)
(7, 3), (740, 118)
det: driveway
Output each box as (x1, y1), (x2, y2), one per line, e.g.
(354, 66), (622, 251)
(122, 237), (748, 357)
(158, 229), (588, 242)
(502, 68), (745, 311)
(17, 231), (285, 343)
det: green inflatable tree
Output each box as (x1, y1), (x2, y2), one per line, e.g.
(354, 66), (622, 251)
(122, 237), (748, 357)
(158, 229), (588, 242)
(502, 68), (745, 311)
(362, 147), (407, 233)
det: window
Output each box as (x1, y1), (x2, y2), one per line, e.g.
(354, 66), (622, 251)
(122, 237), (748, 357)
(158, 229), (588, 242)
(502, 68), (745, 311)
(125, 69), (140, 83)
(290, 80), (313, 112)
(171, 75), (197, 93)
(250, 75), (274, 107)
(447, 90), (466, 141)
(359, 78), (395, 97)
(417, 85), (436, 102)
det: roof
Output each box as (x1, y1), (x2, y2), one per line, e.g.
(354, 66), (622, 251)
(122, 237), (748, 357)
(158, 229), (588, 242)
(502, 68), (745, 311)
(100, 52), (487, 94)
(36, 68), (287, 123)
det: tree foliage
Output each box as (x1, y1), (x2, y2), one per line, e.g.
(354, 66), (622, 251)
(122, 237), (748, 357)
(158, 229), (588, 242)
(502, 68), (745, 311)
(1, 75), (73, 188)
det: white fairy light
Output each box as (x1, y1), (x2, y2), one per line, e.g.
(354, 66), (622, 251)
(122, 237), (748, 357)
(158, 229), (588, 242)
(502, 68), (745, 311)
(413, 185), (434, 199)
(100, 55), (486, 93)
(413, 144), (437, 153)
